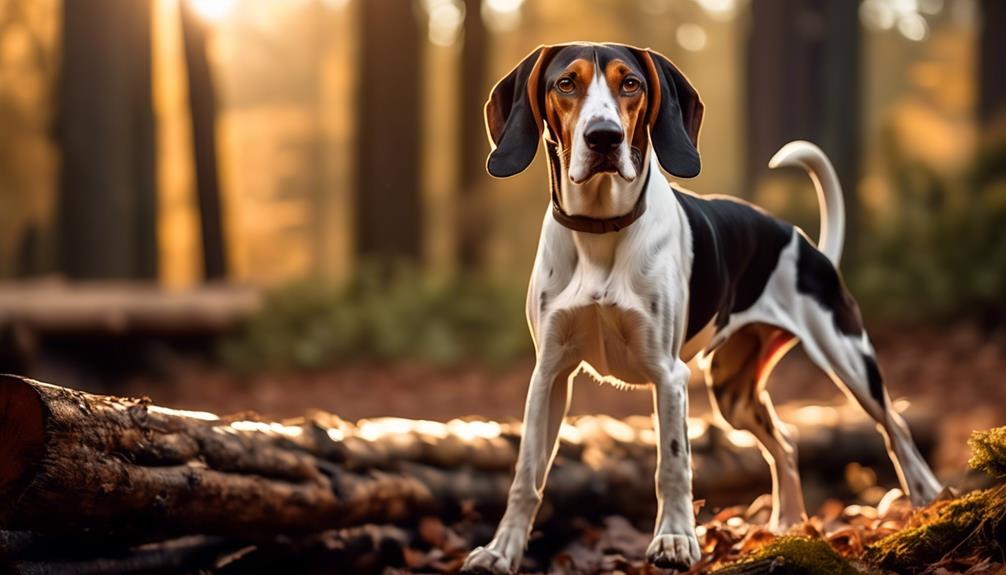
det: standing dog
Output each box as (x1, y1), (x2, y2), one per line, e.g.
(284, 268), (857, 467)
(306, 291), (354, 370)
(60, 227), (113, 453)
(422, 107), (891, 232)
(462, 43), (941, 574)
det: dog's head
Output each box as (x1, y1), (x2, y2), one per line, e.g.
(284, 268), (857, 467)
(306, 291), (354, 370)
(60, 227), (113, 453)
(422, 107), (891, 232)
(484, 43), (703, 183)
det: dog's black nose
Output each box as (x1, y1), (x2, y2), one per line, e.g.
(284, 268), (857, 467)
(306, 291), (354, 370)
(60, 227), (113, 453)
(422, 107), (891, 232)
(584, 121), (624, 153)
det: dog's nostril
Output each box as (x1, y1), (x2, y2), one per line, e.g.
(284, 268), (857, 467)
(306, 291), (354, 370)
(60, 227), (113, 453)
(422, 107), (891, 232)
(584, 121), (624, 152)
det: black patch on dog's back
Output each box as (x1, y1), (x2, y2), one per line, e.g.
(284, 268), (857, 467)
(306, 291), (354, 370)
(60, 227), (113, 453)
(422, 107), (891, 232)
(862, 353), (885, 408)
(795, 235), (864, 335)
(673, 189), (792, 339)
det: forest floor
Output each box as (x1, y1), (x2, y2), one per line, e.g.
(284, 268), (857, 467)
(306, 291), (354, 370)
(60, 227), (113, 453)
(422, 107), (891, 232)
(107, 324), (1005, 574)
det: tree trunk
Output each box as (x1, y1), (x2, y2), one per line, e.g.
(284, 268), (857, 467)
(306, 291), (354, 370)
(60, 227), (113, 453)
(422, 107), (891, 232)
(179, 0), (228, 281)
(354, 0), (423, 261)
(980, 0), (1006, 134)
(57, 0), (157, 280)
(458, 0), (490, 270)
(746, 0), (860, 258)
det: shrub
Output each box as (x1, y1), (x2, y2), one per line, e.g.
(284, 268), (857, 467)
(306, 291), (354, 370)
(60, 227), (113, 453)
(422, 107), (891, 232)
(846, 136), (1006, 326)
(219, 263), (530, 371)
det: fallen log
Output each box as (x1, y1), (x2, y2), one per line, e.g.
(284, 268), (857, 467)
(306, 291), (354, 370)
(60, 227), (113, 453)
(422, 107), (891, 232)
(6, 536), (239, 575)
(0, 375), (468, 537)
(0, 282), (260, 336)
(0, 375), (934, 539)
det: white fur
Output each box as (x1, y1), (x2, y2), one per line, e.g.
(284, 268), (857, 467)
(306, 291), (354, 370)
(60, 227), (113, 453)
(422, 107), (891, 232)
(464, 137), (940, 573)
(769, 140), (845, 265)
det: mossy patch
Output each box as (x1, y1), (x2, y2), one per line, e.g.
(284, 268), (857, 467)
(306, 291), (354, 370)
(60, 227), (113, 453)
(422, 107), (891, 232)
(968, 426), (1006, 478)
(865, 426), (1006, 572)
(865, 484), (1006, 573)
(713, 537), (863, 575)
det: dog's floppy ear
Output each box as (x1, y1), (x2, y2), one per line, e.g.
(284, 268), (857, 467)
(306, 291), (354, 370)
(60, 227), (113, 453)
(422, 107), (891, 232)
(632, 48), (704, 178)
(484, 46), (554, 178)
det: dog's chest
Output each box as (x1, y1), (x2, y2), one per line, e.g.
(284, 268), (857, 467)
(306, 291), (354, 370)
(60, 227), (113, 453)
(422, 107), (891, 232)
(541, 261), (660, 386)
(566, 301), (653, 385)
(532, 205), (690, 386)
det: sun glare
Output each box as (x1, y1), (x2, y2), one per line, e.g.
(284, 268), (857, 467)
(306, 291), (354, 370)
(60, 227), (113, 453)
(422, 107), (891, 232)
(190, 0), (237, 23)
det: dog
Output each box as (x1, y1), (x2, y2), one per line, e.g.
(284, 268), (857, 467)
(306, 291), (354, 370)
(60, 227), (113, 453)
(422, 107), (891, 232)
(461, 43), (942, 574)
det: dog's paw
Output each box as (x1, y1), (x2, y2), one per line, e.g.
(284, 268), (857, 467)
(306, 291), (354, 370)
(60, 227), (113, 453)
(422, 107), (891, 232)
(461, 546), (515, 575)
(646, 533), (701, 571)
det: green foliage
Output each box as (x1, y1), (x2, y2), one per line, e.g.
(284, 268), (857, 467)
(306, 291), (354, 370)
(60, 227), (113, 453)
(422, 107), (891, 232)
(713, 537), (863, 575)
(219, 263), (530, 371)
(865, 485), (1006, 573)
(968, 426), (1006, 479)
(847, 135), (1006, 324)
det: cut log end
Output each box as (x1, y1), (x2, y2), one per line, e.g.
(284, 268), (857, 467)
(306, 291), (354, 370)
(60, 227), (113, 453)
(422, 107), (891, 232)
(0, 375), (46, 510)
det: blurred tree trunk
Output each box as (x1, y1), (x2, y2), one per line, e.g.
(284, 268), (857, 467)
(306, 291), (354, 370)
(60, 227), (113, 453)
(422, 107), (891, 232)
(746, 0), (860, 260)
(980, 0), (1006, 134)
(57, 0), (157, 280)
(458, 0), (489, 270)
(180, 0), (228, 281)
(354, 0), (422, 261)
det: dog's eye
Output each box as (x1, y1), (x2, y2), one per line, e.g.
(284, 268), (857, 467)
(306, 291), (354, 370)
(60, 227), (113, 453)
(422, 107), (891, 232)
(556, 77), (575, 94)
(622, 77), (641, 94)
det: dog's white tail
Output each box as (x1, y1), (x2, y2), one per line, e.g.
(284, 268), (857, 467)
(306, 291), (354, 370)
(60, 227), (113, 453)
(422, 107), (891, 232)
(768, 141), (846, 266)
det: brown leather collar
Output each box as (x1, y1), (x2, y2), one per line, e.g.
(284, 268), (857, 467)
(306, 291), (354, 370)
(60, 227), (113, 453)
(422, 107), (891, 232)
(545, 139), (649, 234)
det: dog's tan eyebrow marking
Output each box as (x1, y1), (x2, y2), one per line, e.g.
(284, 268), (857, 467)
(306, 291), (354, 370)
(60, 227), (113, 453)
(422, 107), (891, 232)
(560, 58), (593, 84)
(601, 58), (648, 157)
(545, 58), (593, 149)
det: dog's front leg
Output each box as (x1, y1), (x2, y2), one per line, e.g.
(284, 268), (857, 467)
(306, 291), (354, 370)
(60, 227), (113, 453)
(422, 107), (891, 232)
(462, 354), (576, 575)
(647, 358), (701, 570)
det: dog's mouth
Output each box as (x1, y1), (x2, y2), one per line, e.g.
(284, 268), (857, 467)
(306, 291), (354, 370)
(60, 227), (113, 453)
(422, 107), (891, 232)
(571, 148), (643, 184)
(590, 157), (619, 174)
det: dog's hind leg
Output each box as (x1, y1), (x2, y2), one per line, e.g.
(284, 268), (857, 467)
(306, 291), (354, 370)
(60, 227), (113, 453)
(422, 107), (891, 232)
(786, 237), (942, 505)
(704, 323), (805, 531)
(799, 321), (942, 506)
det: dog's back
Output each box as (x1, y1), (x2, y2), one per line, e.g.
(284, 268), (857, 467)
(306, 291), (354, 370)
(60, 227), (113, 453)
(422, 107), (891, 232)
(672, 189), (794, 341)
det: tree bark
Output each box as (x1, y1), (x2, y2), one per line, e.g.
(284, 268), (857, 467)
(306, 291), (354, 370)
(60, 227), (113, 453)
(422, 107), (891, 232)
(746, 0), (860, 257)
(979, 0), (1006, 131)
(457, 0), (490, 270)
(0, 376), (934, 540)
(179, 0), (228, 281)
(354, 0), (423, 261)
(57, 0), (157, 280)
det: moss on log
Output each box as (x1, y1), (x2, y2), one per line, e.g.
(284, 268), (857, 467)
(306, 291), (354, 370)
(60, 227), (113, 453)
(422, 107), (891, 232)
(864, 425), (1006, 573)
(712, 537), (862, 575)
(865, 484), (1006, 572)
(968, 425), (1006, 478)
